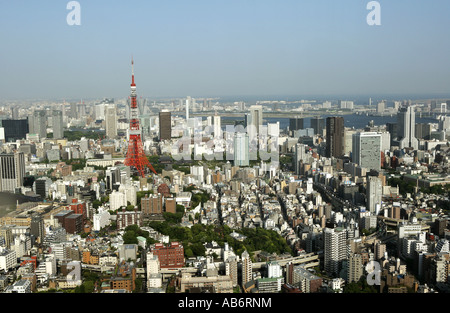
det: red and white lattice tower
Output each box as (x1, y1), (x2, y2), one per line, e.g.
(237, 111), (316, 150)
(124, 58), (157, 177)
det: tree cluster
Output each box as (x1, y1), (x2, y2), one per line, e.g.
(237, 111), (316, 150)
(147, 222), (292, 259)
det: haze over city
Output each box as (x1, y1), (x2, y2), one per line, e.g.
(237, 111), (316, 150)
(1, 0), (450, 100)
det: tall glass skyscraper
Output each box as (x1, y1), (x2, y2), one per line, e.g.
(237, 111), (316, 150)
(2, 119), (29, 142)
(233, 132), (249, 167)
(396, 106), (419, 150)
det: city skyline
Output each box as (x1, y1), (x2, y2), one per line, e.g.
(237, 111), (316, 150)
(1, 1), (450, 100)
(0, 45), (450, 296)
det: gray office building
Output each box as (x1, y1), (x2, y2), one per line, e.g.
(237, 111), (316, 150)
(0, 152), (25, 192)
(52, 110), (64, 139)
(159, 110), (171, 141)
(352, 132), (381, 171)
(30, 110), (47, 140)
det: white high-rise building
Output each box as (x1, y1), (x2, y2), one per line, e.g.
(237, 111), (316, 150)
(267, 261), (282, 278)
(366, 176), (382, 214)
(377, 101), (386, 114)
(50, 242), (70, 261)
(306, 178), (314, 194)
(186, 96), (191, 120)
(146, 251), (160, 274)
(267, 122), (280, 138)
(241, 250), (253, 286)
(396, 106), (419, 150)
(119, 184), (137, 207)
(234, 132), (249, 167)
(146, 251), (162, 289)
(213, 114), (221, 139)
(105, 103), (118, 139)
(379, 131), (391, 153)
(324, 227), (347, 277)
(249, 105), (263, 141)
(12, 234), (31, 258)
(35, 255), (57, 283)
(339, 100), (354, 109)
(93, 207), (111, 232)
(352, 132), (381, 171)
(109, 190), (126, 211)
(0, 247), (17, 271)
(438, 115), (450, 132)
(95, 102), (106, 120)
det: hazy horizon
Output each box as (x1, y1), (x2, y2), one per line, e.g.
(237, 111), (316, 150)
(1, 1), (450, 100)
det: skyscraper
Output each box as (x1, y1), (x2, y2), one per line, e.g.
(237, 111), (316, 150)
(377, 101), (386, 114)
(186, 96), (191, 120)
(326, 117), (344, 158)
(70, 102), (78, 119)
(159, 110), (171, 141)
(289, 117), (304, 132)
(10, 107), (19, 119)
(0, 152), (25, 192)
(396, 106), (419, 150)
(95, 99), (112, 120)
(30, 110), (47, 140)
(2, 119), (29, 142)
(294, 143), (307, 175)
(213, 114), (221, 139)
(105, 103), (118, 139)
(241, 250), (253, 287)
(30, 214), (45, 244)
(415, 123), (432, 140)
(52, 110), (64, 139)
(249, 105), (263, 140)
(347, 254), (364, 283)
(234, 132), (249, 167)
(386, 122), (397, 146)
(352, 132), (382, 171)
(338, 100), (354, 109)
(366, 176), (382, 214)
(324, 227), (347, 277)
(310, 116), (325, 136)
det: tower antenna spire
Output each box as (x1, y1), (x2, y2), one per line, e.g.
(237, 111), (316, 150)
(131, 56), (135, 86)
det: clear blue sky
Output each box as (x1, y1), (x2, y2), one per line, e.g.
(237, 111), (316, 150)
(1, 0), (450, 100)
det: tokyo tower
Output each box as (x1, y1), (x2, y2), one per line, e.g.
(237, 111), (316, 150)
(124, 58), (157, 177)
